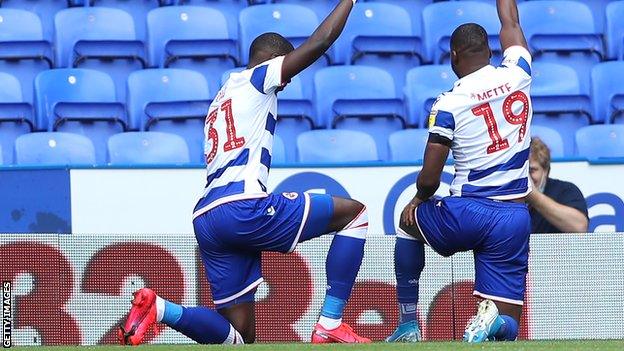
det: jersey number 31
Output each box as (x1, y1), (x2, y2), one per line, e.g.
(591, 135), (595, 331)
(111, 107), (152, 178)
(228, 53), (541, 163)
(205, 99), (246, 164)
(472, 91), (530, 154)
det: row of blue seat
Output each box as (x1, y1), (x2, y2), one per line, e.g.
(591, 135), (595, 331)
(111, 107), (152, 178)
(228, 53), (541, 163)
(1, 59), (623, 162)
(5, 125), (623, 167)
(1, 1), (623, 102)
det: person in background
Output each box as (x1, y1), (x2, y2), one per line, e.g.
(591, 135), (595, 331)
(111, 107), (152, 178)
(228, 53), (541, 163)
(527, 137), (589, 233)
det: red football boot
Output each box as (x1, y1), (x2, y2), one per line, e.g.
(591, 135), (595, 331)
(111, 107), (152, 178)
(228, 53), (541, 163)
(311, 322), (371, 344)
(118, 288), (160, 346)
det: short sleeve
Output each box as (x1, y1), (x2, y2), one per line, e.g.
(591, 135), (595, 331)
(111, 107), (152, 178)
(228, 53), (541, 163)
(428, 97), (455, 141)
(249, 56), (285, 95)
(500, 45), (532, 77)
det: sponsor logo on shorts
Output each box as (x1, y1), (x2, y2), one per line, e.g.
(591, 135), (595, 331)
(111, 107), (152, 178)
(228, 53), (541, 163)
(282, 192), (299, 200)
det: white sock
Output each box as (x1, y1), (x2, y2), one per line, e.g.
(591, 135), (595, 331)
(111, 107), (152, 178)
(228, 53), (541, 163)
(155, 295), (165, 323)
(223, 324), (244, 344)
(318, 316), (342, 330)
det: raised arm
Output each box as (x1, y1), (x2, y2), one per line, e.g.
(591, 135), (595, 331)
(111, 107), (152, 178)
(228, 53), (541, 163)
(496, 0), (528, 51)
(281, 0), (355, 82)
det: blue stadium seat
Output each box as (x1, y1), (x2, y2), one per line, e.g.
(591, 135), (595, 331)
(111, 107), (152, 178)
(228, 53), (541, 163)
(334, 2), (422, 91)
(34, 68), (126, 163)
(271, 0), (334, 20)
(530, 62), (590, 156)
(147, 6), (237, 94)
(55, 7), (146, 102)
(363, 0), (432, 37)
(89, 0), (171, 41)
(239, 4), (320, 65)
(0, 0), (84, 41)
(107, 131), (191, 164)
(176, 0), (244, 40)
(0, 8), (53, 105)
(606, 1), (624, 60)
(14, 132), (96, 165)
(297, 129), (378, 163)
(126, 68), (211, 162)
(531, 125), (565, 158)
(272, 134), (286, 165)
(592, 62), (624, 125)
(422, 2), (501, 64)
(0, 72), (34, 164)
(388, 128), (429, 162)
(314, 65), (404, 161)
(575, 125), (624, 159)
(404, 65), (455, 128)
(519, 1), (602, 94)
(221, 68), (313, 162)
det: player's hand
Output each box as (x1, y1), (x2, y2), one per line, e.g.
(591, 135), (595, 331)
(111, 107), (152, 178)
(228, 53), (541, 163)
(401, 197), (422, 227)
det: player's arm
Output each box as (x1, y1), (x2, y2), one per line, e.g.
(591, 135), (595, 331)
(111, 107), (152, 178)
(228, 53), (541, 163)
(496, 0), (528, 51)
(281, 0), (355, 82)
(401, 135), (450, 226)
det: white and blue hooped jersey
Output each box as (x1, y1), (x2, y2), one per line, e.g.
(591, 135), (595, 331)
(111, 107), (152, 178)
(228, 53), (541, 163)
(193, 56), (285, 219)
(429, 46), (533, 200)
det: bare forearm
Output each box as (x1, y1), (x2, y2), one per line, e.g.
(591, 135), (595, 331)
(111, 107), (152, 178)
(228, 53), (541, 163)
(496, 0), (520, 25)
(496, 0), (528, 49)
(528, 192), (589, 233)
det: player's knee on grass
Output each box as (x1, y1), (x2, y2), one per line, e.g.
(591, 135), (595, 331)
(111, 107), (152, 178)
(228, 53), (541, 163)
(328, 198), (366, 233)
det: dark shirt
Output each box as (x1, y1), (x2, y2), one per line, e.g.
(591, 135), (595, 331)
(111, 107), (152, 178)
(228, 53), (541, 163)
(530, 178), (589, 234)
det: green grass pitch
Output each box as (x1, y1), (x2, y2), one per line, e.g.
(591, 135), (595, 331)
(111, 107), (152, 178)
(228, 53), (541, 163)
(9, 340), (624, 351)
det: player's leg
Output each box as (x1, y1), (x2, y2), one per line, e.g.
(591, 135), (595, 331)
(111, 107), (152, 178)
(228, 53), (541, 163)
(298, 195), (370, 343)
(464, 202), (531, 343)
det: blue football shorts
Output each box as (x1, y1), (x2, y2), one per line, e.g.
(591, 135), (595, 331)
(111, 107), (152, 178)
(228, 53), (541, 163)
(192, 192), (333, 308)
(416, 196), (531, 305)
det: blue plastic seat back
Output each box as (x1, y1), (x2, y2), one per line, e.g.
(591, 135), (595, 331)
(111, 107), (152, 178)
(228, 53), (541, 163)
(54, 7), (139, 67)
(531, 125), (565, 158)
(297, 129), (378, 163)
(532, 114), (587, 157)
(108, 131), (190, 164)
(362, 0), (431, 36)
(271, 0), (333, 20)
(531, 62), (580, 96)
(35, 68), (118, 130)
(0, 8), (45, 41)
(272, 134), (286, 165)
(0, 72), (24, 103)
(576, 125), (624, 159)
(90, 0), (166, 41)
(405, 65), (456, 127)
(239, 4), (319, 65)
(147, 6), (232, 66)
(0, 0), (78, 41)
(176, 0), (244, 39)
(126, 68), (210, 130)
(14, 132), (96, 165)
(334, 3), (418, 63)
(388, 128), (429, 162)
(422, 2), (500, 63)
(0, 72), (33, 164)
(592, 62), (624, 125)
(606, 1), (624, 60)
(314, 65), (396, 127)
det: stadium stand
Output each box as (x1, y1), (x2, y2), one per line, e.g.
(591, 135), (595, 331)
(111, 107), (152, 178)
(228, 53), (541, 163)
(270, 0), (334, 20)
(333, 2), (422, 91)
(297, 129), (378, 163)
(126, 68), (211, 163)
(388, 128), (429, 162)
(0, 0), (84, 41)
(34, 68), (126, 163)
(404, 65), (455, 128)
(314, 65), (404, 161)
(0, 8), (53, 105)
(592, 61), (624, 125)
(14, 132), (96, 165)
(176, 0), (245, 40)
(272, 134), (286, 165)
(54, 7), (145, 102)
(0, 72), (34, 164)
(575, 125), (624, 159)
(147, 6), (238, 94)
(519, 1), (603, 94)
(107, 131), (190, 164)
(88, 0), (169, 42)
